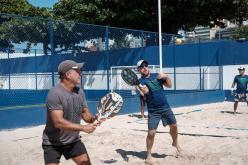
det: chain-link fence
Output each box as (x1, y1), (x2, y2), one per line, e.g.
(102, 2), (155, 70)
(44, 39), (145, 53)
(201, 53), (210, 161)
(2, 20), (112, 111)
(2, 13), (241, 106)
(2, 13), (244, 54)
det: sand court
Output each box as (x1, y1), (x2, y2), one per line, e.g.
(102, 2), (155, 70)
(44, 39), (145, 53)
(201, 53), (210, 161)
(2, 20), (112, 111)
(0, 101), (248, 165)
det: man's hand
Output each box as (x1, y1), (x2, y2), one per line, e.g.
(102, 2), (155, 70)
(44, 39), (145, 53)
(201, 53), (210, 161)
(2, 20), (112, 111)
(82, 123), (97, 134)
(139, 85), (149, 94)
(94, 116), (106, 126)
(231, 87), (235, 95)
(136, 86), (144, 96)
(136, 85), (149, 95)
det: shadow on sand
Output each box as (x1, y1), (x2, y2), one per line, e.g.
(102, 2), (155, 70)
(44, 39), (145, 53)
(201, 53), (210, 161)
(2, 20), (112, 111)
(220, 110), (248, 114)
(128, 114), (148, 118)
(116, 149), (175, 162)
(132, 129), (240, 139)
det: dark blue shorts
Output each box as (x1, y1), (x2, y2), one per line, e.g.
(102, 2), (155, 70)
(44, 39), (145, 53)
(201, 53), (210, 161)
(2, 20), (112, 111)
(148, 108), (177, 130)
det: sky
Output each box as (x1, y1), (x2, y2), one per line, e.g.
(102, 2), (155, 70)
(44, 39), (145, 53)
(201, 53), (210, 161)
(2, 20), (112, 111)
(28, 0), (59, 8)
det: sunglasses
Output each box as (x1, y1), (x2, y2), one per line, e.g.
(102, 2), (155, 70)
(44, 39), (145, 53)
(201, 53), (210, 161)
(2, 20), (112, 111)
(138, 63), (148, 69)
(70, 68), (81, 74)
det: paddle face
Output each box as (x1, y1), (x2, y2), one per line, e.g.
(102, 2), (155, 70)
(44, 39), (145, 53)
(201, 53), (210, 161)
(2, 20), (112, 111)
(121, 68), (140, 86)
(96, 92), (123, 120)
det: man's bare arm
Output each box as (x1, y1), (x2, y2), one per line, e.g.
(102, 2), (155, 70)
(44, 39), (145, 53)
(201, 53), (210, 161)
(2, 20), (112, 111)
(164, 76), (172, 88)
(50, 110), (96, 133)
(81, 107), (96, 123)
(157, 72), (172, 88)
(137, 85), (149, 94)
(140, 96), (146, 117)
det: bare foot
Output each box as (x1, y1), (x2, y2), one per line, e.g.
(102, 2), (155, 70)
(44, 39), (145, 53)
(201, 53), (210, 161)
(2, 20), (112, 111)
(145, 158), (153, 165)
(172, 142), (182, 153)
(145, 154), (153, 165)
(171, 145), (195, 160)
(172, 142), (187, 158)
(176, 149), (195, 160)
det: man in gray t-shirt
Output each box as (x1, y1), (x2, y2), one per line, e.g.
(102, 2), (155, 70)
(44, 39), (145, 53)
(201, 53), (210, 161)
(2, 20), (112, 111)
(42, 60), (99, 165)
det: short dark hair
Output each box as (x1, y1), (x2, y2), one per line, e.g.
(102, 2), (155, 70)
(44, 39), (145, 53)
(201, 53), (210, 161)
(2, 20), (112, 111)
(59, 73), (65, 80)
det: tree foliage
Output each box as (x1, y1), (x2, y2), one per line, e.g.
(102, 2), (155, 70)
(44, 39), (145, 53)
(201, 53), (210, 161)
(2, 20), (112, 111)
(0, 0), (50, 17)
(233, 25), (248, 39)
(232, 0), (248, 26)
(0, 17), (102, 54)
(0, 0), (51, 52)
(53, 0), (248, 33)
(1, 0), (248, 54)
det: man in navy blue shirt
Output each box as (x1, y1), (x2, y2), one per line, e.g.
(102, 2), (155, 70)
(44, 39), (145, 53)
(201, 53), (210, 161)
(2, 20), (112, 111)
(136, 60), (181, 164)
(231, 67), (248, 114)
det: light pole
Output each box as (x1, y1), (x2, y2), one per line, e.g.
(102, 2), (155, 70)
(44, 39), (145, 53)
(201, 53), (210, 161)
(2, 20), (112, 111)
(158, 0), (163, 72)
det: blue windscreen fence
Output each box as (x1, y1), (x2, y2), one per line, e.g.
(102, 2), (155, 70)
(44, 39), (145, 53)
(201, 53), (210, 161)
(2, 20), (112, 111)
(1, 40), (247, 74)
(0, 40), (247, 107)
(1, 13), (247, 130)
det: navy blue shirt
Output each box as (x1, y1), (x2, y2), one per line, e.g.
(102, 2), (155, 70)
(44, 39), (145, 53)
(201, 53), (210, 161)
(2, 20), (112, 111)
(233, 75), (248, 93)
(139, 73), (170, 112)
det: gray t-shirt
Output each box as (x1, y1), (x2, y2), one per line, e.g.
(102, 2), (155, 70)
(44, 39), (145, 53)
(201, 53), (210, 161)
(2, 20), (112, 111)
(42, 83), (88, 145)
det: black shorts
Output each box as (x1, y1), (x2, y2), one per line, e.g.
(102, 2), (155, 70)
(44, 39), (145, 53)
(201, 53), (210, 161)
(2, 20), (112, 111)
(42, 140), (87, 164)
(148, 108), (177, 130)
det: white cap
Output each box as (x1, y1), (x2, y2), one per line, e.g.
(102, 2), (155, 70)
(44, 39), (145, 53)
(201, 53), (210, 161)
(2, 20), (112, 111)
(137, 60), (148, 68)
(238, 67), (245, 70)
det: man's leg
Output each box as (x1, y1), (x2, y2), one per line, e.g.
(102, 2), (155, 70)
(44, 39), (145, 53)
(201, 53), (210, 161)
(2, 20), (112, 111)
(246, 94), (248, 106)
(161, 109), (180, 152)
(67, 141), (91, 165)
(42, 145), (61, 165)
(234, 101), (238, 114)
(72, 153), (91, 165)
(141, 108), (145, 118)
(146, 112), (160, 164)
(146, 129), (156, 163)
(169, 124), (181, 152)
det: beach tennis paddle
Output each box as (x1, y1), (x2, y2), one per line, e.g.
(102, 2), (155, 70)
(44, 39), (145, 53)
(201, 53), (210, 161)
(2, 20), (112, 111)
(121, 68), (144, 88)
(94, 92), (123, 123)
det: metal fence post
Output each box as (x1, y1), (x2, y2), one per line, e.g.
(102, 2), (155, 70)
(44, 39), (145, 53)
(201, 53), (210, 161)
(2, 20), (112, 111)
(202, 69), (205, 90)
(173, 35), (176, 91)
(49, 18), (55, 87)
(141, 30), (144, 47)
(35, 49), (37, 90)
(218, 27), (221, 40)
(218, 40), (223, 90)
(8, 49), (10, 90)
(198, 38), (202, 90)
(105, 26), (110, 91)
